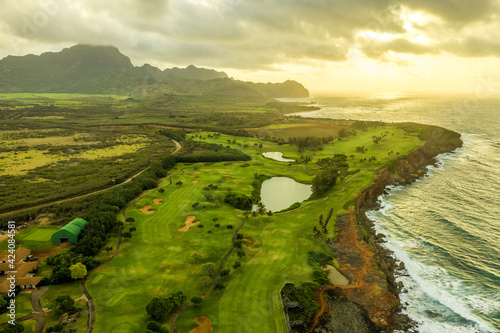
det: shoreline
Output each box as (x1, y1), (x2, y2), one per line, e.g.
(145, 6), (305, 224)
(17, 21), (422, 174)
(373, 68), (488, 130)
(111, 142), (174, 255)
(349, 128), (464, 331)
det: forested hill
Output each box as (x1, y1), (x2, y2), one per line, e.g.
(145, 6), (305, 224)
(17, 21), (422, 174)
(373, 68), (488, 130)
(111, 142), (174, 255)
(0, 44), (309, 98)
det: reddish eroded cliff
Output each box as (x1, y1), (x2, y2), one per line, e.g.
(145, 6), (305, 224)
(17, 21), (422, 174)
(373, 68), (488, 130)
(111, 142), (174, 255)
(328, 127), (463, 332)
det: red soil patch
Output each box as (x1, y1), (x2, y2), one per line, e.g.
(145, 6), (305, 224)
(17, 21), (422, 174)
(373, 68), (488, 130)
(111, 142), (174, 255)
(140, 205), (155, 215)
(188, 174), (196, 177)
(308, 210), (397, 332)
(244, 237), (256, 247)
(225, 176), (232, 179)
(153, 198), (163, 205)
(193, 180), (199, 184)
(178, 216), (200, 232)
(190, 316), (213, 333)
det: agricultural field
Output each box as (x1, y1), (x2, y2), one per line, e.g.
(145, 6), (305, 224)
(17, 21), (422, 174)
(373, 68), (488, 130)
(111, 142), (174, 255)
(0, 126), (175, 216)
(85, 126), (423, 332)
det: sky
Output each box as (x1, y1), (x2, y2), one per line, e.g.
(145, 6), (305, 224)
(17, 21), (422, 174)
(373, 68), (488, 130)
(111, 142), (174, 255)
(1, 0), (500, 95)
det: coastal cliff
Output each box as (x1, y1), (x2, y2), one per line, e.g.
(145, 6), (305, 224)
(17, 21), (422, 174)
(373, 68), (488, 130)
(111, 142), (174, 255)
(322, 125), (463, 332)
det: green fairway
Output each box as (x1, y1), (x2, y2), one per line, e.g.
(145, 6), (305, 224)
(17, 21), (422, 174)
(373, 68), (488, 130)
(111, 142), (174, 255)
(0, 226), (60, 251)
(87, 126), (424, 332)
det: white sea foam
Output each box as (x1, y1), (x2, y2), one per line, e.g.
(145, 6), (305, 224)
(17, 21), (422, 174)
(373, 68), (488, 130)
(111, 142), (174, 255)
(371, 218), (497, 333)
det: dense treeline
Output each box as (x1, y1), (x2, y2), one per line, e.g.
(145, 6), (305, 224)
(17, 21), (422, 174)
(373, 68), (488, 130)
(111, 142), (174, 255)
(224, 193), (253, 211)
(312, 154), (349, 197)
(175, 140), (251, 163)
(43, 252), (100, 285)
(281, 283), (321, 333)
(287, 136), (334, 151)
(157, 128), (187, 142)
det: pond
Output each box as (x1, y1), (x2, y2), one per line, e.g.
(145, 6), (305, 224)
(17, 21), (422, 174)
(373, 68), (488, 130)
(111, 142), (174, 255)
(262, 152), (295, 162)
(258, 177), (312, 212)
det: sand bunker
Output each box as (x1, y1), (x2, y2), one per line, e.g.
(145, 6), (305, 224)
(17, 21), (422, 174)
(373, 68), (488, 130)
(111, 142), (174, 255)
(140, 205), (155, 215)
(178, 216), (200, 232)
(190, 316), (213, 333)
(244, 237), (256, 247)
(188, 174), (196, 177)
(324, 264), (349, 286)
(153, 198), (163, 205)
(193, 179), (199, 184)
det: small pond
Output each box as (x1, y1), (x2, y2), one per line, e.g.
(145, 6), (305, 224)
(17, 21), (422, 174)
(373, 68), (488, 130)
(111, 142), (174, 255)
(257, 177), (312, 212)
(262, 152), (295, 162)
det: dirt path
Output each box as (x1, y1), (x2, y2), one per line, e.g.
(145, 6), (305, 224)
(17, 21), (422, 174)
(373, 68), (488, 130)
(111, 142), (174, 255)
(0, 139), (181, 218)
(171, 214), (245, 333)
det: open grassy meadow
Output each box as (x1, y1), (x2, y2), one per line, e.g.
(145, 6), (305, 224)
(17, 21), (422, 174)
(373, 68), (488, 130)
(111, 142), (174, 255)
(85, 125), (423, 332)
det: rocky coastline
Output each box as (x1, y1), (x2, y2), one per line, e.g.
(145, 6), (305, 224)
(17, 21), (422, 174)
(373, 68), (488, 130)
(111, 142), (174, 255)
(316, 126), (464, 332)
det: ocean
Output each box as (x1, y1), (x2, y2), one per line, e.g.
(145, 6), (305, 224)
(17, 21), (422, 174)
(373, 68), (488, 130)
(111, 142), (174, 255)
(288, 93), (500, 333)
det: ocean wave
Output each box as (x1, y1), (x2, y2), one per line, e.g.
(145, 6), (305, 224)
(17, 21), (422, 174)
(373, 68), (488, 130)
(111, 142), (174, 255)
(375, 225), (497, 333)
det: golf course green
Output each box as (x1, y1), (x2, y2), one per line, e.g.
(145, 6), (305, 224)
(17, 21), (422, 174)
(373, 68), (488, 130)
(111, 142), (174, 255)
(85, 125), (423, 332)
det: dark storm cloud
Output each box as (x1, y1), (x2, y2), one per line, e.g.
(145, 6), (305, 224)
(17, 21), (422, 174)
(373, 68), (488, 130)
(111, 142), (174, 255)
(0, 0), (499, 68)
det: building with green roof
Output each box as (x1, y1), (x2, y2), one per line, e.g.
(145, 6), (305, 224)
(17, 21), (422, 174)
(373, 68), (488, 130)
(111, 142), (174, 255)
(51, 218), (88, 244)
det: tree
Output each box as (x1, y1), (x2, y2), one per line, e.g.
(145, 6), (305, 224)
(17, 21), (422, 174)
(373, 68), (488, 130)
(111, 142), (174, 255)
(176, 181), (183, 186)
(338, 128), (347, 138)
(214, 282), (225, 291)
(158, 188), (165, 194)
(220, 269), (230, 278)
(233, 261), (241, 269)
(69, 262), (87, 279)
(129, 227), (137, 232)
(105, 246), (113, 252)
(126, 217), (135, 223)
(1, 322), (25, 332)
(146, 297), (169, 321)
(146, 292), (186, 321)
(53, 295), (76, 315)
(190, 253), (202, 263)
(192, 202), (199, 209)
(201, 276), (211, 287)
(122, 231), (132, 239)
(312, 226), (321, 238)
(201, 263), (216, 277)
(207, 250), (217, 261)
(146, 321), (168, 333)
(301, 155), (312, 169)
(191, 296), (203, 306)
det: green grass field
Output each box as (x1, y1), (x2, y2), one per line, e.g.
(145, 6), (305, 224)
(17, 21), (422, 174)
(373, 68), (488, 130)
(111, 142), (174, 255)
(0, 293), (32, 325)
(86, 126), (423, 332)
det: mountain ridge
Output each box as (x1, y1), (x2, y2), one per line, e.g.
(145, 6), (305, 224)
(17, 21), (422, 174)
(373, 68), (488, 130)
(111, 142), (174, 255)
(0, 45), (309, 98)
